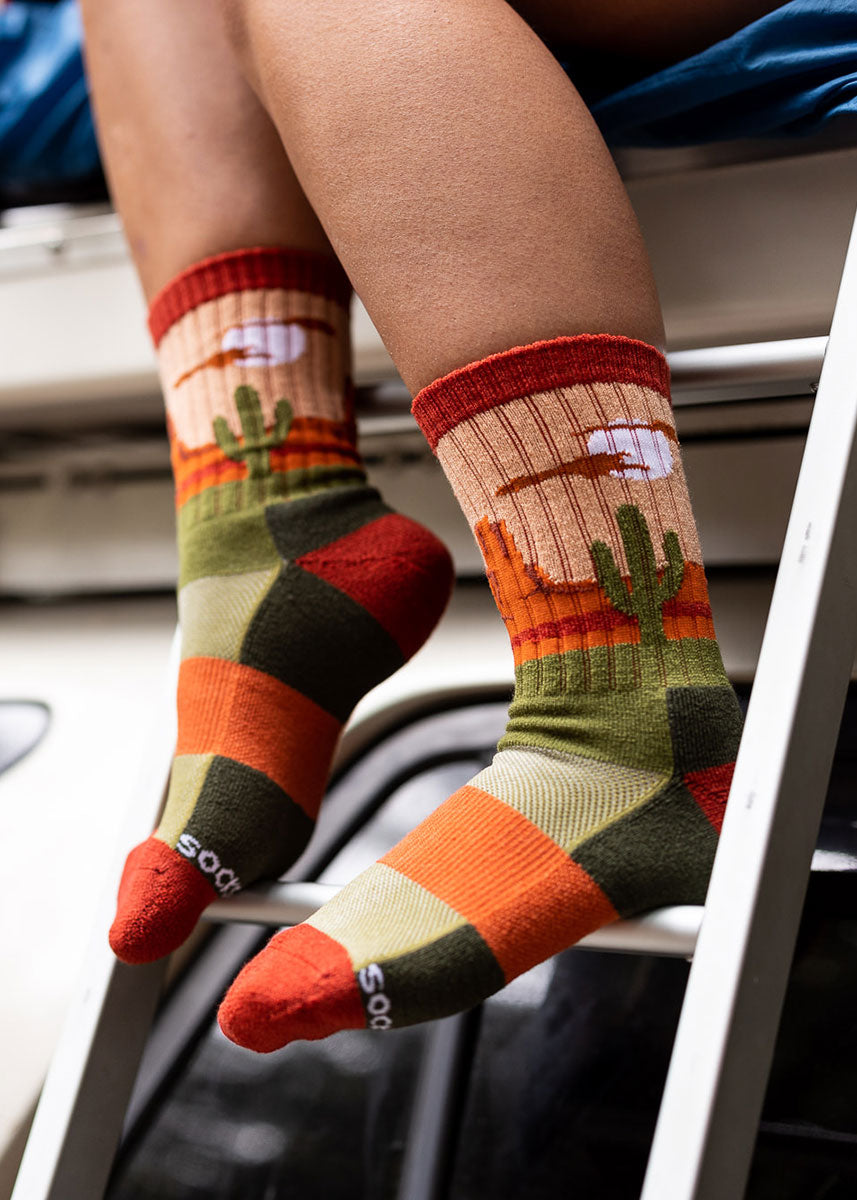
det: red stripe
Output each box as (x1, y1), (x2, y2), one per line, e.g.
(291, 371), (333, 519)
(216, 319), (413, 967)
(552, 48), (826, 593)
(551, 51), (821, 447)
(148, 247), (352, 345)
(662, 599), (713, 619)
(411, 335), (671, 450)
(510, 608), (633, 647)
(684, 762), (735, 833)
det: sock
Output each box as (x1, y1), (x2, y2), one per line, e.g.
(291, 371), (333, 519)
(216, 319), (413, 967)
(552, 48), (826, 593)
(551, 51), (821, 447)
(218, 334), (743, 1050)
(109, 247), (454, 964)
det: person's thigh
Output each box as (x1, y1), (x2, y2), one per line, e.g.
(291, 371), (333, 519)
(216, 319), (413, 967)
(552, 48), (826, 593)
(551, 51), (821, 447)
(511, 0), (788, 64)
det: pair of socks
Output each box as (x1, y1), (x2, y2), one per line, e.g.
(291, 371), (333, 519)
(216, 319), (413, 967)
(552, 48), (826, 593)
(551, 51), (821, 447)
(110, 247), (742, 1051)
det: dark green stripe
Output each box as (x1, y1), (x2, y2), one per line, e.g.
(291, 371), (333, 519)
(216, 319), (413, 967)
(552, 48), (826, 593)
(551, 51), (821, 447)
(240, 562), (404, 721)
(360, 924), (506, 1029)
(182, 756), (314, 890)
(666, 686), (743, 773)
(264, 484), (391, 560)
(571, 779), (718, 916)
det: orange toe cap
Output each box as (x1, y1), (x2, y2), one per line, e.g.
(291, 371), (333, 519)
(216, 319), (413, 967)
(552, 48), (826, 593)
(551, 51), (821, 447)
(109, 837), (217, 965)
(218, 924), (365, 1052)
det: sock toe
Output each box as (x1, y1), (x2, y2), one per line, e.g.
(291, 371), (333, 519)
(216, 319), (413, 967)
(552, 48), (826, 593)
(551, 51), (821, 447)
(109, 837), (217, 964)
(218, 924), (366, 1052)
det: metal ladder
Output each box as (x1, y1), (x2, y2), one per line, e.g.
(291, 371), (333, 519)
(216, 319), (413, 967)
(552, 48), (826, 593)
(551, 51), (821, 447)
(12, 204), (857, 1200)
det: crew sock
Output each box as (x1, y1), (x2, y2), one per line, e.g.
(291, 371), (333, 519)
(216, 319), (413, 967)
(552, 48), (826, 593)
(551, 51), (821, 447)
(218, 333), (743, 1049)
(110, 247), (453, 964)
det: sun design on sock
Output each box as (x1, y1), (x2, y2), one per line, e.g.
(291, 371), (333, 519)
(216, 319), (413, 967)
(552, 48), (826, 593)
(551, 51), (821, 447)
(497, 418), (677, 494)
(174, 316), (337, 388)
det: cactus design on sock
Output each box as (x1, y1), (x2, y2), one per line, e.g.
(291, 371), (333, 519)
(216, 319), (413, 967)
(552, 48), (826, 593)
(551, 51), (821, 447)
(591, 504), (684, 646)
(214, 386), (293, 479)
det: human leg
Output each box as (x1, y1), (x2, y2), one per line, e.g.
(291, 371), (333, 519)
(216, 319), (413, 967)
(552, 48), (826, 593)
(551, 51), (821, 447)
(80, 0), (454, 963)
(220, 0), (665, 394)
(213, 0), (743, 1047)
(78, 0), (334, 297)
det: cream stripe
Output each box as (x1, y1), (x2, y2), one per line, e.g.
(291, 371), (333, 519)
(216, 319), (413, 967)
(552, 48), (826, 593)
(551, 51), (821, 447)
(178, 565), (280, 662)
(470, 747), (665, 853)
(307, 862), (467, 970)
(157, 753), (215, 847)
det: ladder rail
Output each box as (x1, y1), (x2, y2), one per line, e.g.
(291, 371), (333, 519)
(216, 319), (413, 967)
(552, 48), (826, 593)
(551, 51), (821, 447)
(641, 202), (857, 1200)
(10, 633), (180, 1200)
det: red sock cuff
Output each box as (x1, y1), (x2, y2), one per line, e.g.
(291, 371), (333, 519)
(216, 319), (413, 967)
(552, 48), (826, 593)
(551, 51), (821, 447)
(411, 334), (671, 451)
(148, 246), (352, 347)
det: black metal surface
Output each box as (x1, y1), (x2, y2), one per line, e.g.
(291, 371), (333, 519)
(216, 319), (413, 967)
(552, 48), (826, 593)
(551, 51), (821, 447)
(397, 1011), (482, 1200)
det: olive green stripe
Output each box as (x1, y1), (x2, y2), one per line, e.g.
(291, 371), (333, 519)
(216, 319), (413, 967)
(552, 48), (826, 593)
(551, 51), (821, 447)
(178, 466), (367, 535)
(179, 507), (279, 588)
(571, 779), (718, 917)
(512, 640), (729, 698)
(501, 687), (674, 772)
(178, 480), (386, 588)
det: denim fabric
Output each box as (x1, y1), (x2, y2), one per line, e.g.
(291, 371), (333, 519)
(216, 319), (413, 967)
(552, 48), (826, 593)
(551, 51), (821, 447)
(0, 0), (98, 191)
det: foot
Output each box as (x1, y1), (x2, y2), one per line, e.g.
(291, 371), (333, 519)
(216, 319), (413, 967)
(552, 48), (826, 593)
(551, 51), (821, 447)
(218, 681), (742, 1050)
(109, 485), (453, 963)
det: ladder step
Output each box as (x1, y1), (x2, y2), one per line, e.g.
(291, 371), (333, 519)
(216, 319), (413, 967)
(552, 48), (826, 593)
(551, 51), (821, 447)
(204, 883), (704, 958)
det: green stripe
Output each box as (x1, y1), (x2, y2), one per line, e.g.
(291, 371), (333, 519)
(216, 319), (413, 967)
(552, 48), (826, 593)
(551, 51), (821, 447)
(361, 924), (506, 1029)
(666, 686), (743, 773)
(502, 686), (674, 772)
(178, 477), (378, 587)
(178, 467), (367, 533)
(513, 639), (729, 697)
(240, 562), (404, 722)
(182, 756), (315, 889)
(264, 484), (391, 560)
(179, 507), (278, 588)
(571, 778), (718, 916)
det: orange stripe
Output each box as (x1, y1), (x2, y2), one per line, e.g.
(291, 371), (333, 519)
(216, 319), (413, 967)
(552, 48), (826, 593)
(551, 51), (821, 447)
(513, 620), (639, 662)
(175, 657), (341, 819)
(382, 785), (618, 980)
(664, 614), (717, 641)
(173, 450), (359, 508)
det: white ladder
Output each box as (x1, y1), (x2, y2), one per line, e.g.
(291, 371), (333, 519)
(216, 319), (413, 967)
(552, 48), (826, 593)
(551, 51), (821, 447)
(12, 203), (857, 1200)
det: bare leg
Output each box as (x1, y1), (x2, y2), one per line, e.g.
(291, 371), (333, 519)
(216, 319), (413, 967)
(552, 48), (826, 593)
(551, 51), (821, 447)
(78, 0), (334, 300)
(221, 0), (666, 393)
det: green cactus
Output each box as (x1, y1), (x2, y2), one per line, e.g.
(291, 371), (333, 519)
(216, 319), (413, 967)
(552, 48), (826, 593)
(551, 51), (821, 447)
(591, 504), (684, 646)
(213, 386), (293, 479)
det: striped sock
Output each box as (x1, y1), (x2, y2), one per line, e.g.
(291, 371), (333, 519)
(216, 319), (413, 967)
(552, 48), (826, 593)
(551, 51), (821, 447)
(109, 247), (453, 964)
(218, 334), (743, 1050)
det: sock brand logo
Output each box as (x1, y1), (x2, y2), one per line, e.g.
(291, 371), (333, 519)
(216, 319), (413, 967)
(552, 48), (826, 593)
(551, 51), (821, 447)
(176, 833), (242, 896)
(358, 962), (393, 1029)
